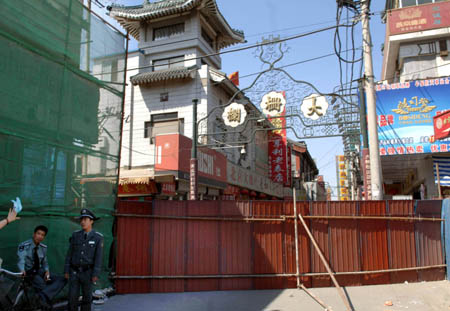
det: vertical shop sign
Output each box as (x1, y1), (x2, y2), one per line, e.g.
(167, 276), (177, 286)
(263, 92), (288, 185)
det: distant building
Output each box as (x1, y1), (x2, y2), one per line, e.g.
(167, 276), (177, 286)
(377, 0), (450, 199)
(289, 140), (322, 200)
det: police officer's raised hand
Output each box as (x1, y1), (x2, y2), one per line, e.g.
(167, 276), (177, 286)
(21, 270), (26, 277)
(64, 273), (69, 279)
(92, 276), (98, 284)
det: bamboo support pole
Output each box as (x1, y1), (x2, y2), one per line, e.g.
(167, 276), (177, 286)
(299, 264), (446, 276)
(293, 190), (332, 310)
(301, 215), (443, 221)
(114, 213), (287, 222)
(115, 214), (443, 222)
(300, 284), (332, 311)
(112, 264), (446, 279)
(293, 188), (301, 289)
(297, 213), (353, 311)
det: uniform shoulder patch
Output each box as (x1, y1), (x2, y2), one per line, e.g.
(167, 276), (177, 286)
(95, 231), (103, 237)
(20, 240), (32, 246)
(18, 240), (31, 252)
(40, 243), (47, 248)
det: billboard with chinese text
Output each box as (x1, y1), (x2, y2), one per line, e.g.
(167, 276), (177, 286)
(375, 78), (450, 156)
(266, 92), (290, 185)
(336, 155), (349, 201)
(387, 1), (450, 36)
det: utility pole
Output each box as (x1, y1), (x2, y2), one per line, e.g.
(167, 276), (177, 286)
(189, 99), (198, 200)
(361, 0), (383, 200)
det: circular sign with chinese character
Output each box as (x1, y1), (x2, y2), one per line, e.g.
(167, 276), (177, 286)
(223, 102), (247, 127)
(260, 91), (286, 117)
(301, 94), (329, 121)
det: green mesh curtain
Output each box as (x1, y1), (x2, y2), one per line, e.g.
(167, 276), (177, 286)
(0, 0), (127, 289)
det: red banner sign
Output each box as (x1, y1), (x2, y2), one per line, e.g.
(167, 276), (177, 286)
(161, 181), (176, 196)
(223, 185), (240, 195)
(267, 92), (288, 185)
(118, 182), (158, 197)
(433, 110), (450, 140)
(388, 2), (450, 35)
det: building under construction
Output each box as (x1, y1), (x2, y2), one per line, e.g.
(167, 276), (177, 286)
(0, 0), (127, 286)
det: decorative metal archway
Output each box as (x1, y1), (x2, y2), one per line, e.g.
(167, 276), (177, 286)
(198, 37), (362, 151)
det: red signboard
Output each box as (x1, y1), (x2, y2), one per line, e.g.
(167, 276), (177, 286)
(433, 110), (450, 140)
(268, 92), (288, 185)
(388, 2), (450, 35)
(118, 182), (158, 197)
(223, 185), (240, 195)
(154, 134), (227, 184)
(161, 181), (176, 196)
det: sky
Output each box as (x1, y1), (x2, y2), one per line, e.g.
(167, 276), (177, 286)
(96, 0), (387, 198)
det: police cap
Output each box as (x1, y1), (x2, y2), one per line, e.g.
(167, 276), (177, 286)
(79, 208), (99, 221)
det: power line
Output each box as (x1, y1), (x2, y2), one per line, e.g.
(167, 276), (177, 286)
(238, 47), (362, 80)
(241, 15), (359, 39)
(120, 24), (343, 73)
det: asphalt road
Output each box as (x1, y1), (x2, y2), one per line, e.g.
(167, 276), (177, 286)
(95, 280), (450, 311)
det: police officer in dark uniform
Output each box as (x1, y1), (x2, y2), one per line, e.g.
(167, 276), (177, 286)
(17, 225), (67, 309)
(65, 209), (103, 311)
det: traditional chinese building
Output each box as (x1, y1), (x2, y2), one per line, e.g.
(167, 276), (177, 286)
(378, 0), (450, 198)
(107, 0), (299, 200)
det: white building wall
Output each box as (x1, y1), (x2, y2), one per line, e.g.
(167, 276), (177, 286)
(437, 53), (450, 77)
(121, 58), (212, 169)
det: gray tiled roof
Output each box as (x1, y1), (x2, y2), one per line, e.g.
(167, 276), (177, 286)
(108, 0), (244, 45)
(108, 0), (199, 19)
(130, 66), (196, 85)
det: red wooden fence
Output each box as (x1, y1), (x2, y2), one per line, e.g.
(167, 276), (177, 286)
(115, 200), (445, 294)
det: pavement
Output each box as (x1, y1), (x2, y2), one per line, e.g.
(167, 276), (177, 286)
(94, 280), (450, 311)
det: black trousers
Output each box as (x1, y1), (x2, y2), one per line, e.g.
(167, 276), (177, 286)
(68, 269), (93, 311)
(30, 269), (67, 302)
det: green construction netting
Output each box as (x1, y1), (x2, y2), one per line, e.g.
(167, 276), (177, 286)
(0, 0), (127, 290)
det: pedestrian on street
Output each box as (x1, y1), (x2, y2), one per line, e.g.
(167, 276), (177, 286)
(65, 209), (104, 311)
(17, 225), (67, 309)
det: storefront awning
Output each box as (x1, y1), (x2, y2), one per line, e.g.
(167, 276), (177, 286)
(118, 181), (158, 197)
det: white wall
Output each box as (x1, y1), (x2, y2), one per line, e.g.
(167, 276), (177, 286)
(121, 57), (210, 169)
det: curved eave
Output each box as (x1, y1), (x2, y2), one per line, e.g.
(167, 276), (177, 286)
(201, 0), (245, 47)
(130, 67), (197, 85)
(115, 17), (141, 40)
(109, 0), (244, 45)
